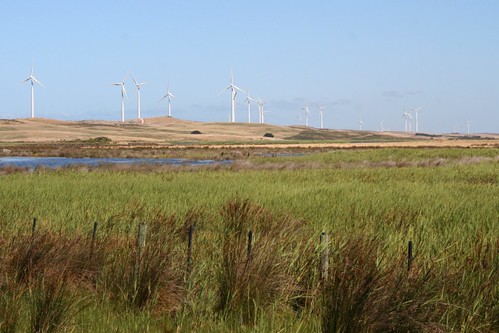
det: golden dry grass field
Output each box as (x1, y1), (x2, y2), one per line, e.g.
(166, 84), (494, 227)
(1, 117), (497, 150)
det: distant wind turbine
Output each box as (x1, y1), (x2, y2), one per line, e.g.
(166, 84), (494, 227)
(256, 97), (266, 124)
(358, 120), (364, 131)
(380, 120), (385, 132)
(245, 91), (255, 123)
(466, 120), (471, 134)
(160, 82), (175, 117)
(22, 65), (44, 118)
(403, 111), (412, 132)
(112, 79), (128, 122)
(412, 107), (422, 132)
(221, 71), (245, 122)
(301, 106), (310, 127)
(131, 75), (146, 120)
(317, 104), (327, 129)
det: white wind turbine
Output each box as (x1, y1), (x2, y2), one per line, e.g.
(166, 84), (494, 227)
(301, 106), (310, 127)
(160, 82), (175, 117)
(317, 104), (327, 129)
(222, 71), (245, 122)
(245, 91), (256, 123)
(131, 75), (146, 120)
(380, 120), (385, 132)
(358, 120), (364, 131)
(466, 120), (471, 134)
(112, 79), (128, 122)
(22, 65), (44, 118)
(256, 97), (266, 124)
(412, 107), (422, 132)
(403, 111), (412, 132)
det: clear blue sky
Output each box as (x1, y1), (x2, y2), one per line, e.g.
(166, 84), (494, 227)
(1, 1), (498, 133)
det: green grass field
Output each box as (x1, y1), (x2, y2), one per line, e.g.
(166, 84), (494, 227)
(0, 147), (497, 332)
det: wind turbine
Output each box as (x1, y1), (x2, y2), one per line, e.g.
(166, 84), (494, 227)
(221, 71), (245, 122)
(160, 82), (175, 117)
(22, 65), (44, 118)
(256, 97), (266, 123)
(131, 75), (146, 120)
(112, 79), (128, 122)
(301, 106), (310, 127)
(358, 120), (364, 131)
(411, 107), (422, 132)
(317, 104), (327, 129)
(245, 91), (255, 123)
(380, 120), (385, 132)
(403, 111), (412, 132)
(466, 120), (471, 134)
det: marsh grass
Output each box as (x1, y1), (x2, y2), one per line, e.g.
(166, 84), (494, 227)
(216, 199), (310, 324)
(0, 147), (496, 331)
(104, 212), (186, 314)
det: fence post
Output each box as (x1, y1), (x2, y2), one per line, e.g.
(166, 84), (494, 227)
(320, 231), (329, 282)
(31, 217), (37, 239)
(247, 230), (253, 262)
(407, 240), (413, 272)
(90, 222), (98, 259)
(135, 223), (147, 282)
(186, 225), (193, 281)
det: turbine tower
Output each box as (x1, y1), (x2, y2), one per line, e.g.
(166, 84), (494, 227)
(466, 120), (471, 134)
(358, 120), (364, 131)
(131, 75), (146, 120)
(317, 104), (327, 129)
(245, 91), (255, 123)
(412, 107), (422, 132)
(222, 71), (245, 122)
(22, 65), (44, 118)
(261, 109), (270, 124)
(256, 97), (266, 124)
(403, 111), (412, 132)
(160, 82), (175, 117)
(301, 106), (310, 127)
(112, 79), (127, 122)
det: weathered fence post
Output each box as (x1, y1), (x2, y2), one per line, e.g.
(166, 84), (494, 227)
(135, 223), (147, 282)
(186, 225), (193, 281)
(90, 222), (98, 259)
(31, 217), (37, 239)
(407, 240), (413, 272)
(247, 230), (253, 262)
(320, 231), (329, 282)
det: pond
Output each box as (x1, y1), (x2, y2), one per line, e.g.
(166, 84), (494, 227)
(0, 157), (231, 170)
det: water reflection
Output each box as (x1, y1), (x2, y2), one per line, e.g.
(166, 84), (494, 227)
(0, 157), (230, 170)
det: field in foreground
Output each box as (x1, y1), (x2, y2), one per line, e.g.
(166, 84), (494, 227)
(0, 147), (497, 332)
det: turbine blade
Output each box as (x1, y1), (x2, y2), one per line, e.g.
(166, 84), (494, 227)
(131, 75), (138, 86)
(32, 77), (44, 87)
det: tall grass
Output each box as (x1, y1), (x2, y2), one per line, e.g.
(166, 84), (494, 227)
(0, 147), (496, 331)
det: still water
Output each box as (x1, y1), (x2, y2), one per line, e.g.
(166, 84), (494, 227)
(0, 157), (230, 169)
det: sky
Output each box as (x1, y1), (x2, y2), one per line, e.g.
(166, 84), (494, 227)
(0, 1), (498, 134)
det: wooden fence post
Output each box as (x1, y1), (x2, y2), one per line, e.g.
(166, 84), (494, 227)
(186, 225), (193, 280)
(90, 222), (98, 259)
(320, 231), (329, 282)
(135, 223), (147, 281)
(247, 230), (253, 262)
(407, 240), (413, 272)
(31, 217), (37, 239)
